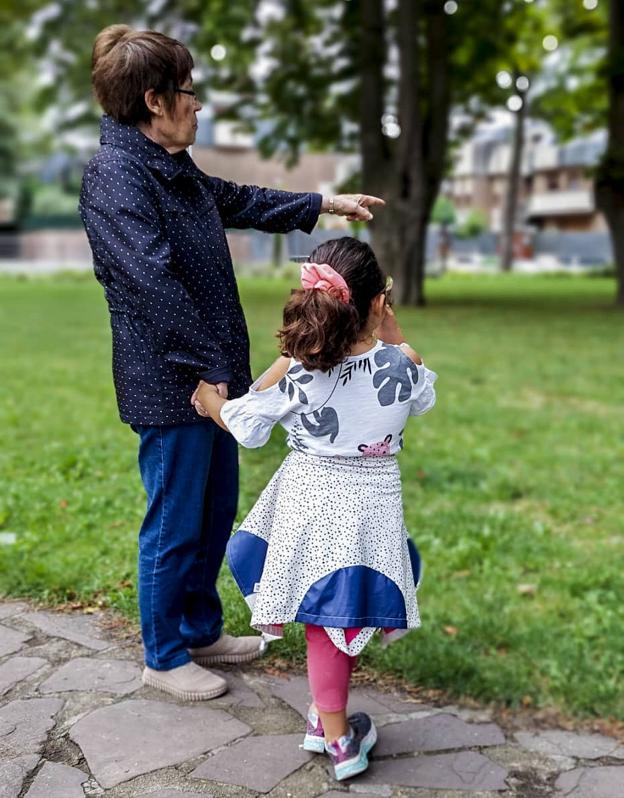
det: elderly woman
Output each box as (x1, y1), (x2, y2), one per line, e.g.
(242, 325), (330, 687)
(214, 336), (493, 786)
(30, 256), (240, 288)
(79, 25), (383, 701)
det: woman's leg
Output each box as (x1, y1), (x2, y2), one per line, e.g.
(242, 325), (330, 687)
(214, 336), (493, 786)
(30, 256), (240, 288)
(180, 425), (239, 647)
(305, 625), (359, 742)
(135, 422), (216, 670)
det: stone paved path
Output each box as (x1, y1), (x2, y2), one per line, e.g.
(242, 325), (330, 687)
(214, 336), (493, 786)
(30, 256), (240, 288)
(0, 600), (622, 797)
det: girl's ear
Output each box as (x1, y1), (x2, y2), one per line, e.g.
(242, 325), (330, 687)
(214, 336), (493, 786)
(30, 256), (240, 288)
(358, 443), (367, 452)
(384, 434), (392, 443)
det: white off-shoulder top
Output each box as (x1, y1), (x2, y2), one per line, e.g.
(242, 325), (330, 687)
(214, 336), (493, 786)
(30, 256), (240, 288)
(220, 340), (437, 457)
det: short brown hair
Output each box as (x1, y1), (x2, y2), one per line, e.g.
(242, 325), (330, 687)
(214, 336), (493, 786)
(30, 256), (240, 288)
(91, 24), (194, 125)
(278, 238), (386, 372)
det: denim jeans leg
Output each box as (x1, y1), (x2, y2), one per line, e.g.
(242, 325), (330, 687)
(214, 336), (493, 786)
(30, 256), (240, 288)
(135, 422), (217, 671)
(180, 425), (239, 648)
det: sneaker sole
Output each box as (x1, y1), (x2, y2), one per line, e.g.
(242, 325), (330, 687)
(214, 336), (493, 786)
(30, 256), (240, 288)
(141, 673), (228, 701)
(191, 647), (265, 666)
(302, 734), (326, 753)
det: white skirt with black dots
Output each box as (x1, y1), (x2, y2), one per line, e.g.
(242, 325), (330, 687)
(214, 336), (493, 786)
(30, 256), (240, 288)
(226, 450), (422, 656)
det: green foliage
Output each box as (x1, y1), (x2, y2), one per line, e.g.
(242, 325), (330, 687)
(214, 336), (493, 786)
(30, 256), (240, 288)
(431, 196), (456, 227)
(456, 208), (489, 239)
(1, 273), (623, 719)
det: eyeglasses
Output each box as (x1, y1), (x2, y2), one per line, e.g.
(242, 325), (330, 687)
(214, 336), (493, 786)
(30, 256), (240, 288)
(175, 88), (199, 100)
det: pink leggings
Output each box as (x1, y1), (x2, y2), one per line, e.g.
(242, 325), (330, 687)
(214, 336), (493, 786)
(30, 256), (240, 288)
(305, 624), (361, 713)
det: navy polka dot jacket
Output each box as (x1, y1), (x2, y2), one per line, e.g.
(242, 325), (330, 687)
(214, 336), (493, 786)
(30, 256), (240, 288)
(79, 115), (322, 425)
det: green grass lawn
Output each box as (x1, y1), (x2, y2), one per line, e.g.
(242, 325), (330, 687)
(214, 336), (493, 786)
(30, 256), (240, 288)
(1, 271), (623, 719)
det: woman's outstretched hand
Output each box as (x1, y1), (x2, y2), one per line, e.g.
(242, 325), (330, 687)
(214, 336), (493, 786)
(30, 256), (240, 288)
(322, 194), (385, 222)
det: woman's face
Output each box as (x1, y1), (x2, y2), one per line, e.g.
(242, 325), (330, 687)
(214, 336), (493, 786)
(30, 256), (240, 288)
(144, 75), (202, 154)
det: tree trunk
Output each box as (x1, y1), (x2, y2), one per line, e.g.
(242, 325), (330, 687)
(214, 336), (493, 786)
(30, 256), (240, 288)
(595, 0), (624, 306)
(359, 0), (451, 308)
(500, 87), (526, 272)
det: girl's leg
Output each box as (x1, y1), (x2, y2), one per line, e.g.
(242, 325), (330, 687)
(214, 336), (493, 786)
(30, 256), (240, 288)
(305, 625), (359, 742)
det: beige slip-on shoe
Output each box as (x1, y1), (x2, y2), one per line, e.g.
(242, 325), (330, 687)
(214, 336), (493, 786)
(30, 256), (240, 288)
(189, 633), (267, 666)
(142, 661), (228, 701)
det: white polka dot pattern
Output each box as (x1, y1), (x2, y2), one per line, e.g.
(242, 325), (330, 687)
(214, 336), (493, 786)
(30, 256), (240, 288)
(78, 115), (322, 425)
(235, 450), (421, 656)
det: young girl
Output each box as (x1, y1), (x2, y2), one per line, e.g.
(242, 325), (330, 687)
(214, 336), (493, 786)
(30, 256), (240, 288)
(194, 237), (437, 781)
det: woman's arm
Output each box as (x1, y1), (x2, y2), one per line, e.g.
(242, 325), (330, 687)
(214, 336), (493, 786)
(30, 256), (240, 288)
(204, 175), (384, 234)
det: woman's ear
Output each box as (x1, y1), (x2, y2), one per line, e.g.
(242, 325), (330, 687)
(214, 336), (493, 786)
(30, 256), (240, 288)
(144, 88), (164, 117)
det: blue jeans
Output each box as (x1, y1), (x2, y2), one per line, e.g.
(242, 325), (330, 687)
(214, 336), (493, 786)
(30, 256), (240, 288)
(132, 421), (239, 670)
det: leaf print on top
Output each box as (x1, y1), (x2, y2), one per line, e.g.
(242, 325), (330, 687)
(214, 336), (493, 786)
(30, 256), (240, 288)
(299, 407), (339, 443)
(340, 357), (371, 386)
(279, 366), (314, 404)
(372, 343), (419, 406)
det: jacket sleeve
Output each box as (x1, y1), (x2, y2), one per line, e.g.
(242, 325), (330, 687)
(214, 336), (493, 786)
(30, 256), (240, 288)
(80, 158), (232, 384)
(205, 175), (322, 234)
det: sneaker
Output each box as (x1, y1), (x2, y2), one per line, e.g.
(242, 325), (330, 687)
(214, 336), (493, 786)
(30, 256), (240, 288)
(302, 708), (325, 753)
(325, 713), (377, 781)
(189, 633), (266, 666)
(142, 661), (228, 701)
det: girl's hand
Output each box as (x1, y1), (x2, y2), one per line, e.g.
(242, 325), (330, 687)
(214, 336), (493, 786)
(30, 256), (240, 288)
(321, 194), (385, 222)
(192, 380), (217, 417)
(376, 306), (405, 345)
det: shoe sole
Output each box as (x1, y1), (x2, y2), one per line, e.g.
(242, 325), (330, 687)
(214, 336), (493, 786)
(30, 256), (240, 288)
(302, 735), (326, 753)
(142, 673), (228, 701)
(191, 647), (265, 666)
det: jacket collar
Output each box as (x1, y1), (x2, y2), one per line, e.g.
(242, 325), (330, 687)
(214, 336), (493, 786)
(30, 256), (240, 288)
(99, 115), (195, 181)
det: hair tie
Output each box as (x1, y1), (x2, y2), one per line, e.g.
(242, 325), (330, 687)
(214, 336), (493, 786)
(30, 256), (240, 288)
(300, 262), (351, 304)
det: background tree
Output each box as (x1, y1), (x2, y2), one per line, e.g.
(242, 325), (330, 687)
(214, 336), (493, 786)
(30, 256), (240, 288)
(534, 0), (622, 307)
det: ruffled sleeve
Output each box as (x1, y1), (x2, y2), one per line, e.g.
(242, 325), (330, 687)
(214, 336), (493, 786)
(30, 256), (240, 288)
(220, 367), (297, 448)
(409, 361), (438, 417)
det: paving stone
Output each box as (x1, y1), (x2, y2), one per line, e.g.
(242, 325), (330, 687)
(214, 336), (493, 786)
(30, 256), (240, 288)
(39, 657), (142, 695)
(358, 751), (509, 791)
(266, 674), (311, 717)
(70, 698), (251, 788)
(22, 611), (110, 651)
(136, 792), (216, 798)
(374, 713), (505, 756)
(0, 698), (63, 757)
(555, 766), (624, 797)
(267, 674), (415, 719)
(0, 624), (31, 657)
(191, 732), (312, 793)
(516, 730), (624, 760)
(25, 761), (87, 798)
(0, 754), (40, 798)
(0, 657), (47, 695)
(211, 669), (263, 707)
(0, 603), (28, 620)
(319, 792), (390, 798)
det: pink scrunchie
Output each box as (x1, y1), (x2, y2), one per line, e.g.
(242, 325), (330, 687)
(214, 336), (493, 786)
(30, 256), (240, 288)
(300, 262), (351, 304)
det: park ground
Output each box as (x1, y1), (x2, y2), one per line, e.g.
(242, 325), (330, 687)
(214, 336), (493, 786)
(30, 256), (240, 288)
(1, 272), (623, 724)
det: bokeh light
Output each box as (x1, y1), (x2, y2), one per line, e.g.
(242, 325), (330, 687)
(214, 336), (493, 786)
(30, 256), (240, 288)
(542, 35), (559, 52)
(210, 44), (227, 61)
(507, 95), (523, 112)
(496, 71), (513, 89)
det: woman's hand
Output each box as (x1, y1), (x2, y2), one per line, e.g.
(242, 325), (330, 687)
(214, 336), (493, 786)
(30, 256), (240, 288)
(321, 194), (385, 222)
(191, 380), (227, 417)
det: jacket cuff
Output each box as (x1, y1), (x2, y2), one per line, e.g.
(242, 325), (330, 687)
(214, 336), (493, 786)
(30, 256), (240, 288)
(199, 366), (233, 384)
(300, 193), (323, 234)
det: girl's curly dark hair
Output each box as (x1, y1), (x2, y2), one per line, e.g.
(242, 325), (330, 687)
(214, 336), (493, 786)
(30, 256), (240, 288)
(278, 237), (385, 372)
